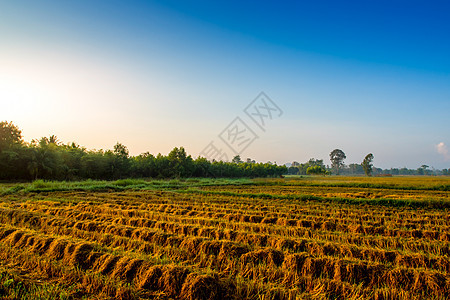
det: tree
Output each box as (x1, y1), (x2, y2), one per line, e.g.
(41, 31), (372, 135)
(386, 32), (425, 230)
(307, 158), (325, 168)
(417, 165), (429, 176)
(0, 121), (26, 179)
(232, 155), (242, 164)
(348, 163), (364, 175)
(48, 135), (59, 145)
(167, 146), (194, 177)
(306, 165), (326, 175)
(114, 142), (129, 158)
(0, 121), (22, 152)
(288, 166), (299, 175)
(361, 153), (374, 176)
(0, 122), (289, 180)
(329, 149), (346, 175)
(112, 142), (130, 178)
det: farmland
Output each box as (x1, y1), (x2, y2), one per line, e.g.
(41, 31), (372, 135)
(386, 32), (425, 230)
(0, 176), (449, 299)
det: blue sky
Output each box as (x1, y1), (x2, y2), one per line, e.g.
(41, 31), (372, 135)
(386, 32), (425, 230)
(1, 0), (449, 169)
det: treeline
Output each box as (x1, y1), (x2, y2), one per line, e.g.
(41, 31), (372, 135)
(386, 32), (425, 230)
(288, 160), (449, 176)
(0, 121), (287, 181)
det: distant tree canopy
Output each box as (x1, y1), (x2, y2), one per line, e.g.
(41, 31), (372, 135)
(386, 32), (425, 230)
(0, 122), (287, 181)
(2, 122), (447, 180)
(232, 155), (243, 164)
(361, 153), (374, 176)
(0, 121), (23, 152)
(287, 158), (325, 175)
(306, 165), (326, 175)
(329, 149), (346, 175)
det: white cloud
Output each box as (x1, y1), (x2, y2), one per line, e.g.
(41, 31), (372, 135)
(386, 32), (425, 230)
(436, 142), (450, 161)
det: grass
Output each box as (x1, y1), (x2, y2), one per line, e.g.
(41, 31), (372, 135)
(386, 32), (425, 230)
(2, 176), (449, 195)
(280, 175), (450, 190)
(0, 178), (253, 195)
(0, 268), (80, 300)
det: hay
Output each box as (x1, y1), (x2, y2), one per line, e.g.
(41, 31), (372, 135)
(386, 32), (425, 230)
(123, 259), (143, 282)
(96, 254), (120, 275)
(111, 257), (131, 279)
(158, 265), (190, 298)
(321, 221), (336, 231)
(31, 237), (54, 254)
(166, 236), (183, 248)
(199, 240), (223, 256)
(249, 215), (264, 223)
(261, 217), (278, 224)
(0, 228), (16, 240)
(15, 232), (32, 248)
(24, 235), (36, 247)
(297, 220), (312, 228)
(48, 239), (68, 260)
(282, 252), (310, 272)
(385, 267), (415, 289)
(69, 243), (94, 269)
(180, 274), (222, 300)
(180, 237), (204, 257)
(348, 224), (364, 234)
(275, 238), (296, 251)
(413, 270), (447, 296)
(240, 248), (284, 267)
(137, 265), (163, 290)
(152, 232), (170, 246)
(322, 243), (338, 256)
(301, 257), (334, 279)
(8, 230), (24, 245)
(218, 241), (249, 261)
(114, 285), (133, 300)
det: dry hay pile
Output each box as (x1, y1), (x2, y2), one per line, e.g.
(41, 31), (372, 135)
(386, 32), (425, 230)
(0, 177), (449, 299)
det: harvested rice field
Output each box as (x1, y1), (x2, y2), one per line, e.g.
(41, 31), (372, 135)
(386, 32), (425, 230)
(0, 176), (449, 299)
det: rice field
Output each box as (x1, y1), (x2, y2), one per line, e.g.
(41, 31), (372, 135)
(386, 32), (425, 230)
(0, 176), (449, 299)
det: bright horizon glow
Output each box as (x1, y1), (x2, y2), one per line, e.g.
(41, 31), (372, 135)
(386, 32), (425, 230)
(1, 1), (449, 169)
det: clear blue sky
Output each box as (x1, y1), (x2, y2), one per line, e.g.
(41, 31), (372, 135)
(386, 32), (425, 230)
(1, 0), (449, 169)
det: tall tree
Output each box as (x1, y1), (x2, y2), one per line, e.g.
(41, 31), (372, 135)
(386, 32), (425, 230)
(0, 121), (26, 179)
(0, 121), (22, 152)
(232, 155), (242, 164)
(167, 146), (194, 177)
(112, 142), (130, 178)
(329, 149), (346, 175)
(361, 153), (374, 176)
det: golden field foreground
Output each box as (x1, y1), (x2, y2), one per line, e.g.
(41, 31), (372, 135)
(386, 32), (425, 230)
(0, 176), (449, 299)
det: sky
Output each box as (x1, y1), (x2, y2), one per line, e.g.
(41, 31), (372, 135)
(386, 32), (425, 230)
(1, 0), (449, 169)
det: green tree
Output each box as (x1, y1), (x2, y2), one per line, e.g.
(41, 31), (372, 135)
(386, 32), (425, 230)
(306, 165), (326, 175)
(288, 166), (299, 175)
(27, 139), (65, 180)
(167, 147), (194, 177)
(361, 153), (374, 176)
(193, 156), (211, 177)
(80, 150), (110, 179)
(348, 163), (364, 174)
(114, 142), (129, 158)
(417, 165), (429, 175)
(0, 121), (23, 152)
(0, 121), (25, 179)
(329, 149), (346, 175)
(232, 155), (242, 164)
(0, 122), (290, 180)
(111, 142), (130, 178)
